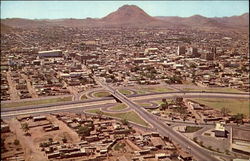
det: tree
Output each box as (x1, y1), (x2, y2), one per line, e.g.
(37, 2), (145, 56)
(190, 63), (197, 68)
(62, 137), (67, 143)
(21, 123), (30, 134)
(220, 107), (231, 117)
(14, 139), (20, 146)
(96, 111), (104, 120)
(48, 138), (53, 143)
(170, 151), (178, 159)
(233, 113), (244, 124)
(199, 141), (203, 147)
(78, 126), (90, 136)
(121, 119), (129, 125)
(160, 103), (168, 111)
(183, 115), (187, 122)
(175, 97), (183, 105)
(86, 121), (94, 130)
(193, 137), (198, 143)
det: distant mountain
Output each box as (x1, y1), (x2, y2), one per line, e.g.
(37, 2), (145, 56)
(1, 5), (248, 32)
(212, 13), (249, 28)
(155, 13), (249, 32)
(1, 18), (53, 29)
(101, 5), (157, 25)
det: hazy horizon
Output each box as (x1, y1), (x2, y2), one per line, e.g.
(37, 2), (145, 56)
(1, 1), (249, 19)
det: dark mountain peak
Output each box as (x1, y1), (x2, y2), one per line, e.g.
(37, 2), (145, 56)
(189, 14), (207, 19)
(101, 4), (156, 24)
(117, 4), (144, 12)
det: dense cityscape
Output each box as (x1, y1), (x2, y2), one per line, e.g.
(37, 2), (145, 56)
(1, 2), (249, 161)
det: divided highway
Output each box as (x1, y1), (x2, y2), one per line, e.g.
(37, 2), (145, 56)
(1, 80), (249, 160)
(99, 82), (230, 161)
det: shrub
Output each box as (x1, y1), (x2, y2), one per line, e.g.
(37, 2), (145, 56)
(14, 139), (20, 146)
(62, 137), (67, 143)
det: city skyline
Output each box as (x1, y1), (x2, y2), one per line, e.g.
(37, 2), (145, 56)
(1, 1), (249, 19)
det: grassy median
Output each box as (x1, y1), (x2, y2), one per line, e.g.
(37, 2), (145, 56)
(118, 89), (133, 95)
(182, 87), (244, 93)
(93, 91), (111, 97)
(109, 104), (127, 111)
(1, 96), (72, 108)
(191, 98), (249, 117)
(86, 109), (148, 127)
(138, 103), (152, 107)
(135, 87), (175, 94)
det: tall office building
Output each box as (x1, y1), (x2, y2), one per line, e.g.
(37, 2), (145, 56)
(211, 47), (217, 54)
(201, 51), (215, 60)
(191, 47), (198, 55)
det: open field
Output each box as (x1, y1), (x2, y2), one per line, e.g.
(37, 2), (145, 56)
(140, 87), (175, 93)
(185, 126), (203, 133)
(182, 87), (245, 93)
(138, 103), (152, 107)
(1, 96), (72, 108)
(109, 103), (127, 111)
(118, 89), (133, 95)
(93, 91), (111, 97)
(86, 109), (148, 126)
(191, 98), (250, 117)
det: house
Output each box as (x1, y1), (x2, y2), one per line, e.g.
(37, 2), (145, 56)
(47, 152), (60, 159)
(150, 137), (165, 149)
(178, 151), (192, 161)
(85, 135), (99, 142)
(155, 153), (169, 159)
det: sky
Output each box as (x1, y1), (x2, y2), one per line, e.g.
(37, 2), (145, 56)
(1, 1), (249, 19)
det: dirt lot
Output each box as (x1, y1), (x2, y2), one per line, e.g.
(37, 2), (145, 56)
(6, 114), (81, 161)
(6, 71), (20, 100)
(1, 132), (25, 161)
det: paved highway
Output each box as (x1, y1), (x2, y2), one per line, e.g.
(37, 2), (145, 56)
(1, 91), (248, 118)
(98, 81), (224, 161)
(1, 81), (249, 160)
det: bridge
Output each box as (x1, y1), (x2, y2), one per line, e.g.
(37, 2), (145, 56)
(1, 77), (248, 160)
(96, 78), (228, 161)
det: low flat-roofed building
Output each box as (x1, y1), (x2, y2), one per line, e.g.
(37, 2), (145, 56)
(214, 122), (226, 137)
(133, 58), (149, 64)
(155, 153), (168, 159)
(33, 115), (47, 121)
(38, 50), (63, 59)
(178, 151), (192, 161)
(1, 124), (10, 133)
(150, 137), (165, 149)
